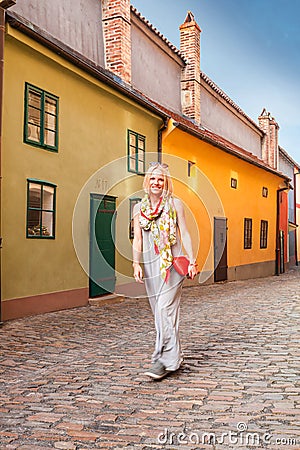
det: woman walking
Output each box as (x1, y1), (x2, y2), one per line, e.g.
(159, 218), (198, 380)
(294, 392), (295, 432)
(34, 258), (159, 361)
(132, 162), (198, 380)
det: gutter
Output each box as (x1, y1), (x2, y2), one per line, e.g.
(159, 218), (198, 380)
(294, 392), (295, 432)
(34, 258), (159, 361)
(276, 186), (290, 275)
(173, 120), (290, 180)
(157, 118), (168, 163)
(0, 7), (4, 326)
(294, 172), (300, 266)
(0, 1), (17, 326)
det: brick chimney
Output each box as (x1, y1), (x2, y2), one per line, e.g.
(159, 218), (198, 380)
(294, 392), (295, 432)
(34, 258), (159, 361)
(179, 11), (201, 124)
(102, 0), (131, 84)
(258, 108), (279, 169)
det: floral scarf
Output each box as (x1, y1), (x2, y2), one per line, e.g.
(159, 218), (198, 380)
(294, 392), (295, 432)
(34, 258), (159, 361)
(139, 194), (177, 282)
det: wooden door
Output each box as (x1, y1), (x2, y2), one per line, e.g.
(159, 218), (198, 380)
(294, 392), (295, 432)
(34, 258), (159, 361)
(89, 194), (116, 297)
(214, 217), (228, 282)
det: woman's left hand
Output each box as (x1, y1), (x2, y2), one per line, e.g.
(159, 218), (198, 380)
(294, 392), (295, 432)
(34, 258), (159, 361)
(133, 262), (144, 283)
(188, 263), (198, 280)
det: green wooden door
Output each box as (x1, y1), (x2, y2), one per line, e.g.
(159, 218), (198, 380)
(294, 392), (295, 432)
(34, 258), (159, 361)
(89, 194), (116, 297)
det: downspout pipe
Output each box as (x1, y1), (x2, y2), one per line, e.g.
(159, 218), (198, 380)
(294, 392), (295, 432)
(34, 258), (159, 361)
(157, 118), (168, 163)
(294, 172), (300, 266)
(276, 186), (289, 276)
(0, 0), (16, 326)
(0, 7), (5, 326)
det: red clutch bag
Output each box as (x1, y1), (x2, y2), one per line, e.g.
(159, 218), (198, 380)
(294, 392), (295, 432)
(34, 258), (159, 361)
(173, 256), (190, 276)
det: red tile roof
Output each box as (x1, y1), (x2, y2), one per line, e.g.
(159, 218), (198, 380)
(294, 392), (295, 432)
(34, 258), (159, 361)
(279, 146), (300, 170)
(8, 8), (288, 180)
(131, 6), (187, 62)
(139, 93), (288, 179)
(200, 72), (262, 132)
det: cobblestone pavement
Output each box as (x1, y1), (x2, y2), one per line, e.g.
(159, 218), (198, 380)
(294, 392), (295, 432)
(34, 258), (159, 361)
(0, 267), (300, 450)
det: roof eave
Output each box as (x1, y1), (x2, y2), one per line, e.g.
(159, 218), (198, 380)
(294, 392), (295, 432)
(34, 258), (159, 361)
(200, 72), (263, 134)
(279, 146), (300, 170)
(173, 121), (289, 181)
(6, 11), (169, 121)
(130, 6), (187, 65)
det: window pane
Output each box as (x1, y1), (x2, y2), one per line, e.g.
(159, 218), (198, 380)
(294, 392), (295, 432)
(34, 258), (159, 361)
(129, 157), (136, 171)
(29, 183), (42, 208)
(262, 187), (268, 198)
(27, 104), (41, 142)
(244, 218), (252, 249)
(138, 160), (144, 173)
(28, 105), (41, 124)
(42, 185), (54, 210)
(42, 211), (53, 236)
(260, 220), (268, 248)
(138, 137), (144, 150)
(27, 180), (56, 238)
(44, 112), (56, 131)
(231, 178), (237, 189)
(129, 145), (136, 157)
(25, 85), (58, 150)
(127, 130), (145, 174)
(27, 123), (41, 143)
(27, 210), (41, 236)
(45, 96), (57, 114)
(129, 133), (136, 147)
(28, 90), (41, 108)
(44, 129), (56, 147)
(138, 142), (145, 173)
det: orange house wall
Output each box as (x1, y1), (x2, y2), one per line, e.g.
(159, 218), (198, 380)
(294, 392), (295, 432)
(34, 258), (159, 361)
(162, 127), (285, 276)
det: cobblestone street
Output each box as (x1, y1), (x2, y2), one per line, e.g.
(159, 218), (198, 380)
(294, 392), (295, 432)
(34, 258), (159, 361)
(0, 268), (300, 449)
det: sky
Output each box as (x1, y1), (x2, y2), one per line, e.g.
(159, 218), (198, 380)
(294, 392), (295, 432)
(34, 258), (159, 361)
(131, 0), (300, 164)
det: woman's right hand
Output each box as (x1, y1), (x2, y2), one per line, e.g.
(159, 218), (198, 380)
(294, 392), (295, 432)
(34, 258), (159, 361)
(133, 263), (144, 283)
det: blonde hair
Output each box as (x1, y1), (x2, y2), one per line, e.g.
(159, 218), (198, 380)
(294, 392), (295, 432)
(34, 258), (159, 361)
(143, 163), (173, 196)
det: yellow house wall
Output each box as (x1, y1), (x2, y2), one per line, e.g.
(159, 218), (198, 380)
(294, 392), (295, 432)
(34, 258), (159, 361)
(2, 28), (163, 301)
(163, 127), (284, 276)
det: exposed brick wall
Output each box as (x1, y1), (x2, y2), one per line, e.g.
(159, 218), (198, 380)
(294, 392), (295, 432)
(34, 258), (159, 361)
(258, 108), (279, 169)
(102, 0), (131, 83)
(179, 11), (201, 124)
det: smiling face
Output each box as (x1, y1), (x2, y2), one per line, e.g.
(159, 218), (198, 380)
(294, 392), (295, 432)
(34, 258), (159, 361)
(149, 169), (165, 197)
(143, 163), (173, 197)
